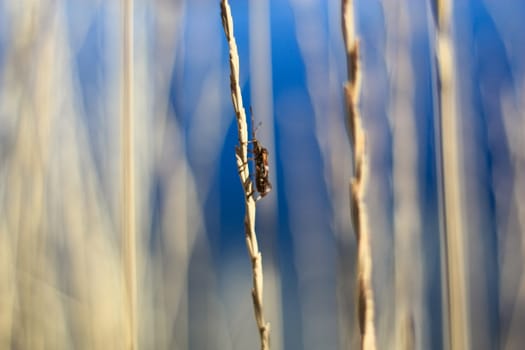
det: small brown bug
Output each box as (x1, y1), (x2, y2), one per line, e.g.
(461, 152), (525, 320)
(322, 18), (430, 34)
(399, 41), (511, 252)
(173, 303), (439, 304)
(253, 139), (272, 197)
(250, 107), (272, 199)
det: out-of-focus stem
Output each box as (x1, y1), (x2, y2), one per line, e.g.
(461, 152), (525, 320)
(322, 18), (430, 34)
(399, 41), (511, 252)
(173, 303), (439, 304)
(121, 0), (137, 348)
(432, 0), (470, 349)
(383, 0), (423, 348)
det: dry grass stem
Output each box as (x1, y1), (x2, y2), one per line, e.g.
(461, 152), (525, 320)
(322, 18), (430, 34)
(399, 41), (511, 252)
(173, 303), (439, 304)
(432, 0), (470, 348)
(220, 0), (270, 349)
(122, 0), (137, 348)
(341, 0), (376, 349)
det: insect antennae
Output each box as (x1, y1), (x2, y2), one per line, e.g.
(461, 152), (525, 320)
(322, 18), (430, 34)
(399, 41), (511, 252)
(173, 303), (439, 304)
(250, 106), (255, 141)
(254, 121), (262, 134)
(250, 106), (263, 137)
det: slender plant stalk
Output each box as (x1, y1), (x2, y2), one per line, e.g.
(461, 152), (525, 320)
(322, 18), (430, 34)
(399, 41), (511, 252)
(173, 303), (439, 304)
(432, 1), (470, 349)
(341, 1), (376, 349)
(122, 0), (137, 348)
(220, 1), (270, 349)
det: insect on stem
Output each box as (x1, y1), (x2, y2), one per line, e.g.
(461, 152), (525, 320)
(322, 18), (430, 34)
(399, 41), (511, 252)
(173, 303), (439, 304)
(249, 107), (272, 200)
